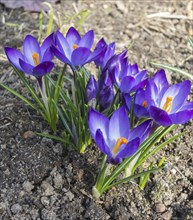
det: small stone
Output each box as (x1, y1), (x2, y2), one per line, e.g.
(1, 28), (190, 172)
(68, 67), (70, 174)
(65, 191), (74, 201)
(115, 1), (128, 14)
(161, 211), (172, 220)
(1, 144), (6, 149)
(41, 209), (58, 220)
(53, 173), (64, 189)
(23, 181), (34, 193)
(41, 196), (50, 207)
(11, 204), (22, 214)
(41, 181), (54, 196)
(0, 202), (6, 214)
(52, 143), (63, 155)
(23, 131), (35, 139)
(155, 203), (166, 213)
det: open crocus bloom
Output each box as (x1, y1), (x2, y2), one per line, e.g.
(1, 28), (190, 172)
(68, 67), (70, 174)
(88, 107), (152, 164)
(52, 27), (102, 70)
(133, 69), (193, 126)
(4, 33), (54, 77)
(112, 58), (147, 93)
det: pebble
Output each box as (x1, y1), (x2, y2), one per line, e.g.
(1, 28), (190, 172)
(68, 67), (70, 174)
(41, 181), (55, 196)
(155, 203), (166, 213)
(41, 196), (50, 207)
(23, 181), (34, 193)
(53, 173), (64, 189)
(11, 204), (22, 214)
(41, 209), (58, 220)
(52, 143), (63, 155)
(23, 131), (35, 139)
(65, 191), (74, 201)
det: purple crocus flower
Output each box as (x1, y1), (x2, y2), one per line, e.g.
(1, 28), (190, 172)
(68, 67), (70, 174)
(88, 107), (152, 164)
(94, 38), (116, 70)
(4, 33), (54, 78)
(112, 58), (147, 93)
(52, 27), (102, 70)
(132, 69), (193, 126)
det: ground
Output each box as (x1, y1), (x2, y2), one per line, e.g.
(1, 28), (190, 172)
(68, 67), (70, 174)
(0, 0), (193, 219)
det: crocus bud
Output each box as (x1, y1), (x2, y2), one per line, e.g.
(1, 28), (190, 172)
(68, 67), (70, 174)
(98, 85), (114, 111)
(86, 75), (98, 107)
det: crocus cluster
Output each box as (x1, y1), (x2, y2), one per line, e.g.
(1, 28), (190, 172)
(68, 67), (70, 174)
(3, 26), (193, 197)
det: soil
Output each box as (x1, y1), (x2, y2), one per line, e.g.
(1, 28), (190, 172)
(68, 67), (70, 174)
(0, 0), (193, 219)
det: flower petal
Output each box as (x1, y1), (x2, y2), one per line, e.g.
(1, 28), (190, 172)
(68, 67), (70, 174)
(66, 27), (81, 48)
(95, 129), (112, 158)
(55, 30), (71, 60)
(52, 45), (71, 65)
(4, 47), (24, 70)
(41, 32), (54, 57)
(161, 80), (191, 113)
(88, 108), (109, 142)
(115, 138), (140, 163)
(109, 107), (130, 144)
(32, 61), (54, 77)
(78, 30), (94, 49)
(19, 59), (33, 74)
(129, 120), (152, 143)
(120, 76), (135, 93)
(169, 108), (193, 124)
(71, 47), (90, 67)
(149, 106), (172, 126)
(23, 35), (41, 65)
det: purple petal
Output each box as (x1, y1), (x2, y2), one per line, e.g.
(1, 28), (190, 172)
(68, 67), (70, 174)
(123, 93), (132, 111)
(109, 107), (130, 143)
(115, 138), (140, 162)
(23, 35), (41, 65)
(78, 30), (94, 49)
(161, 80), (191, 113)
(88, 108), (109, 142)
(19, 59), (33, 74)
(41, 32), (54, 56)
(4, 47), (24, 70)
(42, 47), (53, 62)
(95, 129), (112, 158)
(32, 61), (54, 76)
(52, 45), (71, 66)
(71, 47), (90, 67)
(129, 120), (152, 143)
(120, 76), (135, 93)
(153, 69), (169, 91)
(149, 106), (172, 126)
(55, 30), (71, 60)
(169, 106), (193, 124)
(66, 27), (81, 48)
(86, 47), (104, 63)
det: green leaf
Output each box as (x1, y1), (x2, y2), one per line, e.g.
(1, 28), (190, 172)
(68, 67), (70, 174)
(37, 132), (73, 147)
(0, 82), (44, 117)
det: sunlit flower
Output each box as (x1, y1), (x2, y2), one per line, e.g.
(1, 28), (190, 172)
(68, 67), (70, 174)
(130, 69), (193, 126)
(5, 33), (54, 77)
(88, 107), (152, 164)
(52, 27), (102, 70)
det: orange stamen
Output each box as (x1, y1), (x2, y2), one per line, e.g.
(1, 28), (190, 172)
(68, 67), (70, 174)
(73, 44), (78, 50)
(32, 52), (40, 66)
(162, 96), (173, 113)
(142, 100), (147, 108)
(112, 137), (128, 154)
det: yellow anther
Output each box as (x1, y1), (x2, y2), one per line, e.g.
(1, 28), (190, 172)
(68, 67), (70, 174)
(32, 52), (40, 66)
(112, 137), (128, 154)
(162, 96), (173, 113)
(142, 100), (147, 108)
(73, 44), (78, 50)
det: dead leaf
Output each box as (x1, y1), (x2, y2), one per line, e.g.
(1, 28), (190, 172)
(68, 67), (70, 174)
(0, 0), (59, 12)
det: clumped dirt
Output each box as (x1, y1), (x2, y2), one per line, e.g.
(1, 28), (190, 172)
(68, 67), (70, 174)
(0, 0), (193, 219)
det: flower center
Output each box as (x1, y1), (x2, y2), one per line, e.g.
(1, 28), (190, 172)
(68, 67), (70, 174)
(73, 44), (78, 50)
(142, 100), (147, 108)
(162, 96), (173, 112)
(112, 137), (128, 155)
(32, 52), (40, 66)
